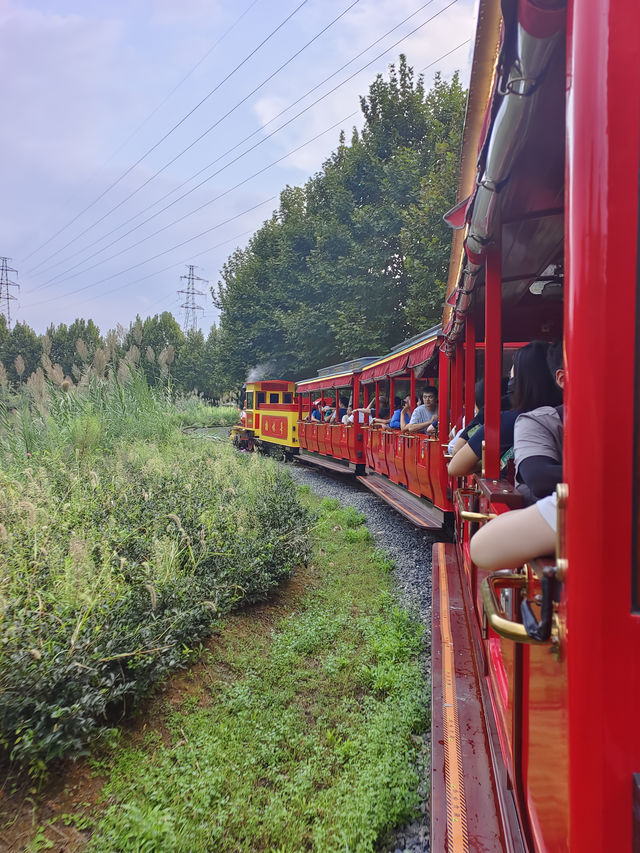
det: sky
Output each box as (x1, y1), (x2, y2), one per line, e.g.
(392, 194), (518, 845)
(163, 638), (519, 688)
(0, 0), (477, 336)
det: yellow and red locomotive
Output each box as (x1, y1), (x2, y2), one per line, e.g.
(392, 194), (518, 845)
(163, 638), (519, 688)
(231, 380), (299, 459)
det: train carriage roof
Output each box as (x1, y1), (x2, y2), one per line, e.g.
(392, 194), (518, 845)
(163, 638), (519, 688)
(443, 0), (567, 352)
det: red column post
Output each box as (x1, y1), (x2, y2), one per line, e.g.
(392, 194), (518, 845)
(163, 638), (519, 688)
(438, 348), (449, 442)
(465, 317), (476, 427)
(484, 249), (502, 479)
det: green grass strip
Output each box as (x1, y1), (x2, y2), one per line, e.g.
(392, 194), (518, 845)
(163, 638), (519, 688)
(88, 495), (430, 853)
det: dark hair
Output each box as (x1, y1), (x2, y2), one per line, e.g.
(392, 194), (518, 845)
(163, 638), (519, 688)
(512, 341), (562, 411)
(393, 396), (402, 408)
(546, 341), (563, 379)
(339, 397), (348, 406)
(474, 379), (485, 409)
(423, 385), (438, 397)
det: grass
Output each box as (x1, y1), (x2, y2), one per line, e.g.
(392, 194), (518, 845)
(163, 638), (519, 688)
(0, 364), (312, 777)
(84, 495), (430, 852)
(173, 395), (240, 428)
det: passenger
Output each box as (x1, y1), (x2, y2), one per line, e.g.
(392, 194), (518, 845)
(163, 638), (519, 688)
(400, 396), (413, 430)
(376, 396), (390, 420)
(387, 397), (405, 429)
(322, 404), (335, 423)
(448, 341), (561, 478)
(403, 387), (438, 434)
(342, 404), (353, 425)
(330, 396), (349, 424)
(311, 404), (322, 422)
(348, 402), (374, 424)
(371, 396), (402, 428)
(514, 341), (564, 501)
(469, 491), (557, 570)
(450, 379), (486, 456)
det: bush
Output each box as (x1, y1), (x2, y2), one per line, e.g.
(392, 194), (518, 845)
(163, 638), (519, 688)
(0, 372), (312, 778)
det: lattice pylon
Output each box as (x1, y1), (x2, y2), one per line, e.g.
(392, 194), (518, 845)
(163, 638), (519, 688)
(0, 257), (19, 329)
(178, 264), (207, 332)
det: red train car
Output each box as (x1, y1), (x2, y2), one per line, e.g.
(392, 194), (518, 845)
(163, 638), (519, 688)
(431, 0), (640, 850)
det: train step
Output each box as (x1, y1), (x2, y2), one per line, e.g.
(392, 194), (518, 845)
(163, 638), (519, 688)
(431, 542), (526, 852)
(356, 473), (444, 529)
(297, 451), (355, 474)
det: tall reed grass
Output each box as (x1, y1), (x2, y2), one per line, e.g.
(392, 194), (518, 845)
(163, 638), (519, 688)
(0, 358), (311, 778)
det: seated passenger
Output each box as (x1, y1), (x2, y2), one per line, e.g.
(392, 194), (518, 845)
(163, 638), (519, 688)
(371, 396), (402, 428)
(388, 397), (406, 429)
(400, 396), (413, 430)
(342, 404), (353, 425)
(469, 492), (557, 570)
(348, 403), (373, 424)
(403, 387), (438, 434)
(514, 341), (564, 502)
(311, 404), (322, 422)
(330, 396), (349, 424)
(448, 341), (561, 478)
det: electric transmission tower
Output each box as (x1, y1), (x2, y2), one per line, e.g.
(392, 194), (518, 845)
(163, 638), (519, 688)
(178, 264), (207, 332)
(0, 257), (19, 328)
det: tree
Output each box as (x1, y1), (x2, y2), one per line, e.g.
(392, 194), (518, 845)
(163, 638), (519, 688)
(0, 322), (42, 384)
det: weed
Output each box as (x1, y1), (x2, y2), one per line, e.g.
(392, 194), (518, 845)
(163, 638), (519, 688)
(86, 494), (429, 852)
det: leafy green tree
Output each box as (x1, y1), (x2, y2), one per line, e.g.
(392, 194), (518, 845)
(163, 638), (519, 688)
(1, 322), (42, 384)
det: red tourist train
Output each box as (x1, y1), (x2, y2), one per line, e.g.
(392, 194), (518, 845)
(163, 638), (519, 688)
(236, 0), (639, 847)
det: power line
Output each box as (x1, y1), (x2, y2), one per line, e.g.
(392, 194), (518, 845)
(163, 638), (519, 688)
(24, 0), (311, 271)
(21, 0), (264, 265)
(30, 0), (436, 288)
(27, 0), (361, 281)
(23, 34), (469, 315)
(22, 197), (279, 310)
(31, 0), (458, 292)
(29, 111), (358, 294)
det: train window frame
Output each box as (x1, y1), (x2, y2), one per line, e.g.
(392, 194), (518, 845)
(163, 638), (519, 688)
(283, 392), (293, 404)
(257, 392), (266, 406)
(246, 391), (254, 409)
(269, 393), (280, 404)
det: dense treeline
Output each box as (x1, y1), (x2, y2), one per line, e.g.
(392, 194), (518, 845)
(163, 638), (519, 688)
(1, 58), (465, 400)
(212, 58), (466, 387)
(0, 312), (222, 400)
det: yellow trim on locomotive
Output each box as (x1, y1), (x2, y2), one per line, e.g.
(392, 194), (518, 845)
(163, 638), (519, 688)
(241, 380), (299, 450)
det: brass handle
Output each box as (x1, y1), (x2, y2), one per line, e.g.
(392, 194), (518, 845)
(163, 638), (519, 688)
(459, 510), (496, 523)
(481, 570), (551, 645)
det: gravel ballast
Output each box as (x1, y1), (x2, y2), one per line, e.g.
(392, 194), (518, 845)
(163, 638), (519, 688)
(287, 460), (444, 853)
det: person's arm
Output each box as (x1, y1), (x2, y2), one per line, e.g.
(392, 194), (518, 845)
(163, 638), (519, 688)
(447, 442), (481, 476)
(518, 456), (563, 499)
(470, 503), (556, 570)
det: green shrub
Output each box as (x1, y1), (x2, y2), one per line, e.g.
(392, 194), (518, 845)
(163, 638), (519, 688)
(0, 371), (313, 778)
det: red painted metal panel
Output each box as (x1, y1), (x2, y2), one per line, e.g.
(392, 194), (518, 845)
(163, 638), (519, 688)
(363, 425), (375, 469)
(484, 250), (502, 479)
(261, 415), (288, 441)
(404, 435), (420, 497)
(385, 432), (399, 484)
(566, 1), (640, 848)
(371, 428), (388, 477)
(308, 422), (319, 454)
(416, 437), (433, 502)
(394, 432), (408, 488)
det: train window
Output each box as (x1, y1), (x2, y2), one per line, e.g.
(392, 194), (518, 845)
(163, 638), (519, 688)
(283, 392), (293, 404)
(257, 392), (266, 406)
(246, 391), (254, 409)
(269, 393), (280, 404)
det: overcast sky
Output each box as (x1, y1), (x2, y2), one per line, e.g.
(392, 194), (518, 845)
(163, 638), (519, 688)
(0, 0), (476, 336)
